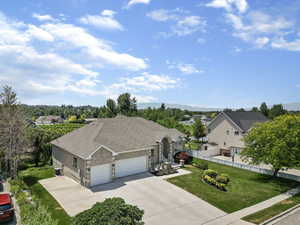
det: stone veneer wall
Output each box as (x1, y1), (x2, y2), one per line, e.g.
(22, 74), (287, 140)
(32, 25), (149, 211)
(52, 145), (88, 186)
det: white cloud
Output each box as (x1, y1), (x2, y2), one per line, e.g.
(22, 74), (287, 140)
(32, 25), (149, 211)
(101, 10), (116, 17)
(147, 9), (207, 37)
(100, 72), (179, 102)
(26, 24), (54, 41)
(79, 10), (123, 31)
(172, 16), (207, 36)
(147, 9), (179, 22)
(32, 13), (57, 22)
(42, 23), (147, 70)
(118, 72), (180, 91)
(197, 38), (206, 44)
(271, 38), (300, 51)
(225, 11), (294, 48)
(126, 0), (151, 8)
(177, 64), (203, 74)
(0, 11), (149, 103)
(206, 0), (248, 14)
(167, 61), (204, 74)
(255, 37), (269, 48)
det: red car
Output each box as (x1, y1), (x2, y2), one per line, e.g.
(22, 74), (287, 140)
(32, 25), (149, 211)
(0, 194), (14, 223)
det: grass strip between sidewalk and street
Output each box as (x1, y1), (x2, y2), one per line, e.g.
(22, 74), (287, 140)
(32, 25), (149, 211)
(242, 193), (300, 224)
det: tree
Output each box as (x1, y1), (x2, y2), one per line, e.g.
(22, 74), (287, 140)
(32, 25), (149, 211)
(251, 107), (259, 112)
(193, 119), (205, 142)
(0, 86), (27, 179)
(27, 127), (47, 167)
(269, 104), (286, 119)
(73, 198), (144, 225)
(260, 102), (269, 117)
(236, 108), (245, 112)
(117, 93), (132, 115)
(106, 99), (118, 118)
(160, 103), (166, 111)
(241, 115), (300, 176)
(130, 97), (138, 115)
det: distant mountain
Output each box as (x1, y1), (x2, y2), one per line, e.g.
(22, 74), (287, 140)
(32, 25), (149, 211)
(137, 103), (222, 112)
(138, 102), (300, 112)
(283, 103), (300, 111)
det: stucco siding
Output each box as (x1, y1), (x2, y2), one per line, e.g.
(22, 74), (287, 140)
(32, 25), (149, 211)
(207, 114), (245, 149)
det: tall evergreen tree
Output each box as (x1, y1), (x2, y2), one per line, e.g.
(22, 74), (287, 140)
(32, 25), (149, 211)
(260, 102), (269, 117)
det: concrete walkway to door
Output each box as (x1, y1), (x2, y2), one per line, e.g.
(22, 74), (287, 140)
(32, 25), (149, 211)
(40, 169), (226, 225)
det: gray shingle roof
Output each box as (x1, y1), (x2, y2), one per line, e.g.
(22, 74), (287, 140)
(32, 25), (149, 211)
(223, 111), (268, 132)
(51, 116), (184, 159)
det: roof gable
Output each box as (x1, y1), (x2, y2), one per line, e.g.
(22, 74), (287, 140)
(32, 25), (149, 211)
(208, 111), (268, 132)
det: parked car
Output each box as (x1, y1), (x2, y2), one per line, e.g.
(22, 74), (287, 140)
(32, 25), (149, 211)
(0, 193), (14, 223)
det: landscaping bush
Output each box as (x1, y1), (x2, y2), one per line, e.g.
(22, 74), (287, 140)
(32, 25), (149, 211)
(193, 159), (208, 170)
(203, 169), (218, 178)
(203, 175), (227, 191)
(216, 174), (230, 184)
(73, 197), (144, 225)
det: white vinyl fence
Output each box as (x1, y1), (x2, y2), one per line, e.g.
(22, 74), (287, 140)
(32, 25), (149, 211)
(187, 151), (300, 182)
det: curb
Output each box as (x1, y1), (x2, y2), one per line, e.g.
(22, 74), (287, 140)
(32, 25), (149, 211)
(260, 203), (300, 225)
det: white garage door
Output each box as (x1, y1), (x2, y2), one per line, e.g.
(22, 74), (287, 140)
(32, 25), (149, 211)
(90, 164), (111, 186)
(115, 156), (147, 178)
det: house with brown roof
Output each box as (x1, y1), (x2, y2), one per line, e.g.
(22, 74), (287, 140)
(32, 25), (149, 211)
(51, 115), (185, 187)
(204, 111), (268, 157)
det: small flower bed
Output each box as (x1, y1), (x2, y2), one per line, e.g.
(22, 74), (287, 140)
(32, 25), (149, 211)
(202, 169), (230, 191)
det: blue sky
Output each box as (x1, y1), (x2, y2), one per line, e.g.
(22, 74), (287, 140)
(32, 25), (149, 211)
(0, 0), (299, 108)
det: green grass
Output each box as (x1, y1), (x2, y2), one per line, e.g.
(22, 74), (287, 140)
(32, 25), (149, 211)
(19, 166), (72, 225)
(242, 193), (300, 224)
(168, 160), (299, 213)
(185, 140), (201, 150)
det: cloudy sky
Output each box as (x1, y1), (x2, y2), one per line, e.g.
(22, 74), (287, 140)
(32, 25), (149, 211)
(0, 0), (300, 108)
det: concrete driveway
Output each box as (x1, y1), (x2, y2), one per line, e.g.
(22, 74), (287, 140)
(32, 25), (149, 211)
(40, 170), (226, 225)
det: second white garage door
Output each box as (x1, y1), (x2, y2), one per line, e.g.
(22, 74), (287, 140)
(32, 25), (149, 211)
(90, 164), (112, 186)
(115, 156), (147, 178)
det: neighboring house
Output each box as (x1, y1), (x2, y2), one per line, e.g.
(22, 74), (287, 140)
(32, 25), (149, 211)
(204, 111), (268, 156)
(179, 115), (212, 127)
(35, 115), (64, 125)
(51, 115), (185, 187)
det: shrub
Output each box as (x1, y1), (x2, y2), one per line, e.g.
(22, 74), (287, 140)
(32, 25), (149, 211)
(194, 160), (208, 170)
(216, 182), (226, 191)
(73, 198), (144, 225)
(216, 175), (230, 184)
(220, 173), (230, 181)
(203, 169), (218, 178)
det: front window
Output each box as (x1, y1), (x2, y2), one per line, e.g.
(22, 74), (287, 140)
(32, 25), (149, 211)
(224, 142), (226, 146)
(234, 131), (239, 136)
(73, 157), (78, 169)
(226, 130), (230, 135)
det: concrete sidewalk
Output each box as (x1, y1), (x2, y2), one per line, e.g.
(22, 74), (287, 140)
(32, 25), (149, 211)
(202, 187), (300, 225)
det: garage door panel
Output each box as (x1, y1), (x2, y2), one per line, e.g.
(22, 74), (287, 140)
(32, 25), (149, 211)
(115, 156), (147, 178)
(90, 164), (111, 186)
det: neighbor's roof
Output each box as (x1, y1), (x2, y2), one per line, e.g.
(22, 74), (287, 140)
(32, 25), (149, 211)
(51, 116), (184, 159)
(223, 111), (268, 132)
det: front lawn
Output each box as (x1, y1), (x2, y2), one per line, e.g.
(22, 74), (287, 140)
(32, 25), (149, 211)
(242, 193), (300, 224)
(185, 140), (201, 150)
(19, 166), (72, 225)
(168, 160), (299, 213)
